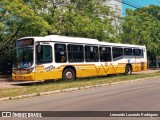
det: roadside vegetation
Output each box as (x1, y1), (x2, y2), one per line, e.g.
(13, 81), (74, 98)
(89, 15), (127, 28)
(0, 72), (160, 98)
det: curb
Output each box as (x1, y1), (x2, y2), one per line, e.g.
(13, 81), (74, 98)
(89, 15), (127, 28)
(0, 76), (160, 102)
(39, 90), (62, 96)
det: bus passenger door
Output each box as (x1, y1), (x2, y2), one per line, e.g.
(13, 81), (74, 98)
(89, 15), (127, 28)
(35, 45), (44, 80)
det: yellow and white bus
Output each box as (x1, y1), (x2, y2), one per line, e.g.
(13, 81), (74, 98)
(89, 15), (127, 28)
(12, 35), (147, 81)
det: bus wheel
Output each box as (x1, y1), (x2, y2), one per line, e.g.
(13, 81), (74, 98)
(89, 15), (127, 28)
(62, 68), (76, 80)
(125, 65), (132, 75)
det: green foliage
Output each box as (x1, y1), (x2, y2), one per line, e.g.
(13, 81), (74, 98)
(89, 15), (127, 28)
(0, 0), (118, 50)
(0, 0), (52, 74)
(38, 0), (115, 41)
(121, 5), (160, 61)
(0, 0), (119, 74)
(0, 0), (51, 48)
(1, 0), (159, 71)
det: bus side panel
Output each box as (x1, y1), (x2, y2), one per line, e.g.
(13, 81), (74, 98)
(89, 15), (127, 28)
(100, 64), (125, 75)
(76, 63), (126, 78)
(43, 70), (62, 80)
(143, 62), (148, 70)
(114, 63), (125, 74)
(35, 65), (63, 80)
(132, 63), (140, 72)
(75, 64), (99, 77)
(35, 65), (45, 80)
(132, 62), (147, 72)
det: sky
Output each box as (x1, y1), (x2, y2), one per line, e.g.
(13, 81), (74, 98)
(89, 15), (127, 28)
(122, 0), (160, 15)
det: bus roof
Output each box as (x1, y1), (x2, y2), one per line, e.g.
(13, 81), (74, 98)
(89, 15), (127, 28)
(45, 35), (99, 44)
(18, 35), (146, 48)
(45, 35), (146, 48)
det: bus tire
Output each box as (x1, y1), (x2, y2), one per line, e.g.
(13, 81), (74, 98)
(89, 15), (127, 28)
(62, 68), (76, 81)
(125, 65), (132, 75)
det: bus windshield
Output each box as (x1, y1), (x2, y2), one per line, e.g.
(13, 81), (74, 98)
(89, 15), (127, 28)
(13, 47), (33, 68)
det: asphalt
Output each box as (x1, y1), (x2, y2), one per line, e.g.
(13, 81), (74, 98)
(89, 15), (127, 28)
(0, 77), (160, 120)
(0, 69), (160, 102)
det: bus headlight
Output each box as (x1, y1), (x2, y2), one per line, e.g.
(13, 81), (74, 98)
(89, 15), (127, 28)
(12, 69), (16, 74)
(27, 68), (34, 74)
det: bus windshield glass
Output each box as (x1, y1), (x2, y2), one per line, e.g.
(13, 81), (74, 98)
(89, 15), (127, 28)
(13, 47), (33, 68)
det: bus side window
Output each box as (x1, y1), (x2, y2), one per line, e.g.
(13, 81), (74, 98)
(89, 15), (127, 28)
(68, 44), (84, 62)
(85, 46), (99, 62)
(112, 47), (123, 61)
(133, 49), (141, 56)
(36, 45), (52, 64)
(99, 46), (111, 62)
(124, 48), (132, 56)
(55, 44), (67, 63)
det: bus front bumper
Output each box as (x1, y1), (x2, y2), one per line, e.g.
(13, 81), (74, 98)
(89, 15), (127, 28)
(12, 73), (35, 81)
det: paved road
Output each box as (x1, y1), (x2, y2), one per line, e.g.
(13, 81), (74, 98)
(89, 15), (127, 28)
(0, 78), (160, 120)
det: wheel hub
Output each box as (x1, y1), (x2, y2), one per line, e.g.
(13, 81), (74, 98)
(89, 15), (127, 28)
(66, 71), (72, 79)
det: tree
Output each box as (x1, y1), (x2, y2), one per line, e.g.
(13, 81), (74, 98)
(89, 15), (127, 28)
(33, 0), (116, 41)
(0, 0), (51, 74)
(0, 0), (51, 52)
(0, 0), (119, 74)
(121, 5), (160, 62)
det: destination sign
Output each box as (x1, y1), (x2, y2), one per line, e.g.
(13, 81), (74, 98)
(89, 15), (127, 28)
(16, 39), (34, 47)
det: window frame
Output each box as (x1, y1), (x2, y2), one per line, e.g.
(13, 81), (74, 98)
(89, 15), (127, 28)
(124, 48), (133, 56)
(36, 45), (53, 64)
(85, 45), (99, 62)
(67, 44), (84, 62)
(133, 48), (142, 56)
(112, 47), (123, 59)
(99, 46), (111, 62)
(54, 43), (67, 63)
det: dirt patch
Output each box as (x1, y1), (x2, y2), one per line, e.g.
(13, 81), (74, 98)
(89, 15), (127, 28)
(133, 69), (160, 74)
(0, 81), (23, 89)
(0, 80), (45, 89)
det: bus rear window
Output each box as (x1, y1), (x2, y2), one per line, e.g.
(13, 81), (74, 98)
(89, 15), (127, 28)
(16, 39), (34, 47)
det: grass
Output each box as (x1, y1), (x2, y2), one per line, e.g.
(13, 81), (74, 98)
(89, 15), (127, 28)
(0, 72), (160, 98)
